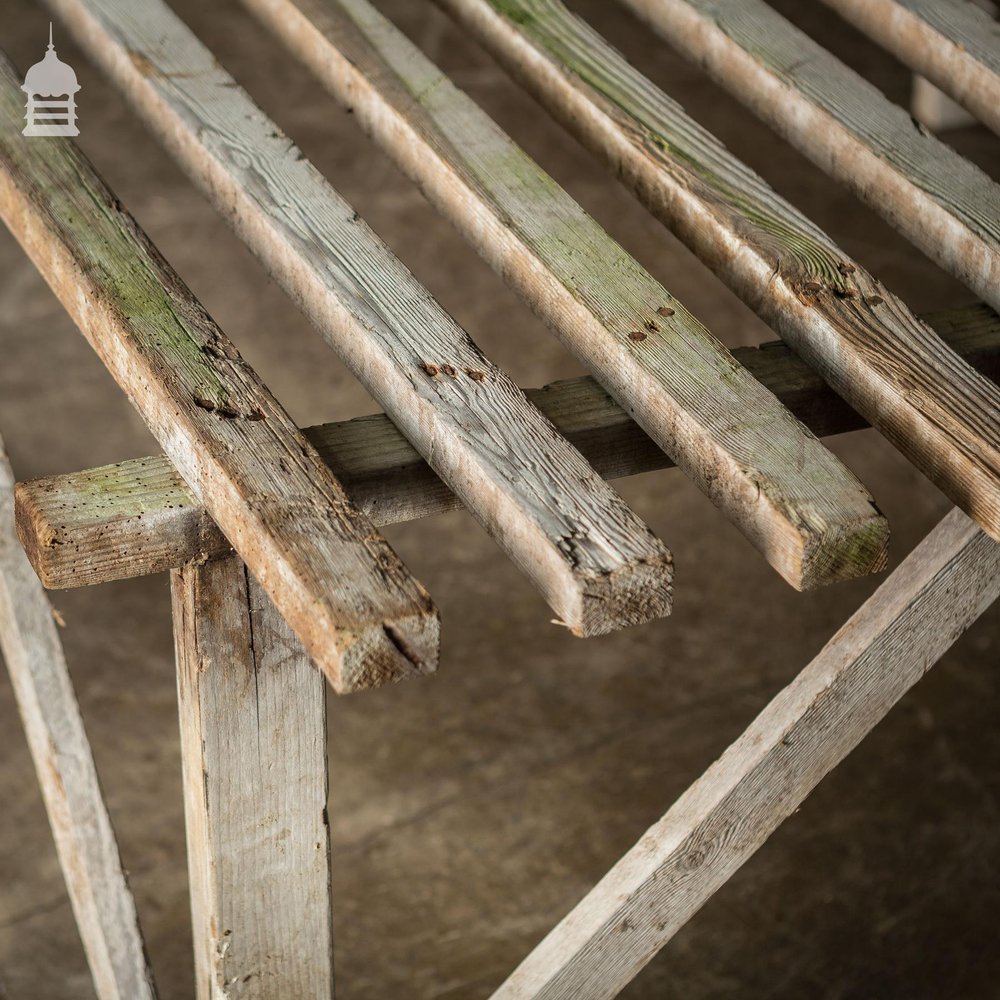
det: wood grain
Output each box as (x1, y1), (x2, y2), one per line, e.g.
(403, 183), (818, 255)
(489, 506), (1000, 999)
(16, 304), (1000, 590)
(240, 0), (886, 591)
(0, 52), (437, 694)
(615, 0), (1000, 310)
(42, 0), (675, 637)
(0, 432), (157, 1000)
(820, 0), (1000, 136)
(172, 554), (334, 1000)
(434, 0), (1000, 541)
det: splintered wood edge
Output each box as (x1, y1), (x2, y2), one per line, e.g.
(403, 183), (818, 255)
(15, 304), (1000, 592)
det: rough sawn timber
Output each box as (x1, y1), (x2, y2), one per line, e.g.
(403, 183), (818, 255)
(42, 0), (675, 638)
(0, 52), (437, 694)
(614, 0), (1000, 311)
(0, 432), (157, 1000)
(434, 0), (1000, 541)
(172, 554), (334, 1000)
(240, 0), (887, 591)
(819, 0), (1000, 137)
(489, 505), (1000, 999)
(15, 304), (1000, 590)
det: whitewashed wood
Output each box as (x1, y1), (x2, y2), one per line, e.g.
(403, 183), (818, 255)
(43, 0), (674, 638)
(172, 554), (334, 1000)
(615, 0), (1000, 312)
(491, 506), (1000, 999)
(822, 0), (1000, 136)
(240, 0), (885, 592)
(0, 432), (157, 1000)
(435, 0), (1000, 542)
(15, 303), (1000, 589)
(0, 53), (437, 694)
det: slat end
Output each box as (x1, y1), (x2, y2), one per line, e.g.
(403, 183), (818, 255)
(329, 605), (442, 693)
(13, 480), (60, 589)
(563, 548), (674, 637)
(794, 507), (891, 591)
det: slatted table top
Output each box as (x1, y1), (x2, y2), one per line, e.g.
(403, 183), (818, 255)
(0, 0), (998, 996)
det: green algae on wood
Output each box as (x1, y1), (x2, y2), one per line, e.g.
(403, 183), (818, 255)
(37, 0), (678, 638)
(241, 0), (890, 590)
(434, 0), (1000, 542)
(0, 48), (440, 692)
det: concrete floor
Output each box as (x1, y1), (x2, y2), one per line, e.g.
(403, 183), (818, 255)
(1, 0), (998, 997)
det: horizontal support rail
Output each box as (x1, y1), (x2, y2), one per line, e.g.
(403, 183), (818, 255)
(16, 305), (1000, 590)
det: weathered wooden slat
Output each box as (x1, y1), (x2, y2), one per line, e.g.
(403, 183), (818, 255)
(16, 304), (1000, 591)
(43, 0), (674, 638)
(489, 505), (1000, 999)
(433, 0), (1000, 541)
(0, 433), (157, 1000)
(0, 53), (437, 694)
(171, 553), (334, 1000)
(612, 0), (1000, 311)
(239, 0), (886, 592)
(820, 0), (1000, 136)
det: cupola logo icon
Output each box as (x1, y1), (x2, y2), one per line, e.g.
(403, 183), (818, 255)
(22, 24), (80, 137)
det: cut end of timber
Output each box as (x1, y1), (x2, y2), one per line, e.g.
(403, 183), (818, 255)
(794, 506), (890, 592)
(14, 481), (62, 589)
(564, 549), (674, 637)
(329, 605), (441, 693)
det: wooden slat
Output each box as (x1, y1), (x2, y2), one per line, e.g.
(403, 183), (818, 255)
(16, 304), (1000, 590)
(0, 53), (437, 694)
(171, 554), (334, 1000)
(433, 0), (1000, 541)
(43, 0), (674, 638)
(613, 0), (1000, 311)
(239, 0), (887, 592)
(820, 0), (1000, 136)
(489, 505), (1000, 999)
(0, 432), (157, 1000)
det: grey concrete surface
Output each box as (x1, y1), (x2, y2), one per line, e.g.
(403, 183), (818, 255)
(0, 0), (998, 997)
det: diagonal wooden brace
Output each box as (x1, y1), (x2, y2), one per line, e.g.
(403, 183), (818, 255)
(488, 507), (1000, 999)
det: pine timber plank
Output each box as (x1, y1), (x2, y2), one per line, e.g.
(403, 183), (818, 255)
(0, 52), (438, 694)
(433, 0), (1000, 541)
(820, 0), (1000, 136)
(612, 0), (1000, 310)
(41, 0), (675, 638)
(239, 0), (887, 592)
(16, 304), (1000, 591)
(0, 432), (157, 1000)
(171, 554), (334, 1000)
(488, 505), (1000, 1000)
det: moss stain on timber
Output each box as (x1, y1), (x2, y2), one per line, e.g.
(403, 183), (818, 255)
(484, 0), (851, 292)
